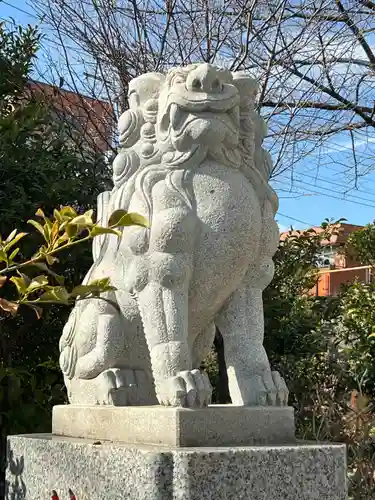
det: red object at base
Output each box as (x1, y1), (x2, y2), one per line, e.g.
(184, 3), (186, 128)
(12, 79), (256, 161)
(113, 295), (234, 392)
(51, 491), (59, 500)
(68, 489), (76, 500)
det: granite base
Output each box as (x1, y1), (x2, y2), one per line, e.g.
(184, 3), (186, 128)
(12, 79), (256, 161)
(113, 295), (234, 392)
(6, 434), (347, 500)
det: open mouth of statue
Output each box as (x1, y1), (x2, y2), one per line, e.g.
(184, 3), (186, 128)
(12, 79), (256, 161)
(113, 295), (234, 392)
(168, 102), (239, 137)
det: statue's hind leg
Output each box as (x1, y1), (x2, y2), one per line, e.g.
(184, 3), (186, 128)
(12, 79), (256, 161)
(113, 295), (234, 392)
(215, 269), (288, 406)
(60, 292), (156, 406)
(65, 367), (156, 406)
(74, 309), (123, 379)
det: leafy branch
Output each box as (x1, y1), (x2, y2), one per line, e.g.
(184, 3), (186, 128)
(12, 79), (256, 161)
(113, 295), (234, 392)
(0, 205), (149, 317)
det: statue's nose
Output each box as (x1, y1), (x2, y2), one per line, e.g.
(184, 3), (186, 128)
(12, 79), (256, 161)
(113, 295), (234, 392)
(186, 63), (223, 93)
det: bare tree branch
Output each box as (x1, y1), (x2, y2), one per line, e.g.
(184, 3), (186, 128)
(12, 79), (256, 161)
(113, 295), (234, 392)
(29, 0), (375, 189)
(335, 0), (375, 68)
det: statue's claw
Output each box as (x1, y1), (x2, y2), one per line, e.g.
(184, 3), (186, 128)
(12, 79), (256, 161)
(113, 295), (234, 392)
(156, 369), (212, 408)
(270, 371), (289, 406)
(96, 368), (142, 405)
(239, 370), (289, 406)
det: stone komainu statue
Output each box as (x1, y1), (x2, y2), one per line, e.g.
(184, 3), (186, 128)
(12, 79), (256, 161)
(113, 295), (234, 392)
(59, 63), (288, 408)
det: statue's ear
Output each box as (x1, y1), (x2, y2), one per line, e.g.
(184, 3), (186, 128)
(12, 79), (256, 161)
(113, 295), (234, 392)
(128, 89), (140, 110)
(128, 73), (165, 107)
(231, 72), (258, 108)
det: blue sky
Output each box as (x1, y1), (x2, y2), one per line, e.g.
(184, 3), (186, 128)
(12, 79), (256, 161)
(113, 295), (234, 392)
(2, 0), (375, 231)
(272, 136), (375, 230)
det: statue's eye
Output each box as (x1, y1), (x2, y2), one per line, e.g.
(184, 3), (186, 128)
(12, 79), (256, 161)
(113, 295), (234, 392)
(212, 78), (221, 90)
(191, 78), (201, 90)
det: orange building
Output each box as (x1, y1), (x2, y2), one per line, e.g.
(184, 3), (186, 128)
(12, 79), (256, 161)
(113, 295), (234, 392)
(281, 223), (372, 296)
(26, 80), (115, 155)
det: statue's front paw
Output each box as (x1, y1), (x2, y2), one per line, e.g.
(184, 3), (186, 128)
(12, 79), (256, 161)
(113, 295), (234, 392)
(97, 368), (143, 405)
(156, 369), (212, 408)
(235, 370), (289, 406)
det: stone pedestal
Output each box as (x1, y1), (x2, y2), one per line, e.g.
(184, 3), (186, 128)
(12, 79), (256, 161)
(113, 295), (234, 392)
(52, 405), (296, 446)
(6, 434), (347, 500)
(6, 405), (348, 499)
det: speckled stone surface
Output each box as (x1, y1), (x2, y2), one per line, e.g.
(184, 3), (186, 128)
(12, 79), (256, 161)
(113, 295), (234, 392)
(6, 434), (347, 500)
(52, 404), (296, 447)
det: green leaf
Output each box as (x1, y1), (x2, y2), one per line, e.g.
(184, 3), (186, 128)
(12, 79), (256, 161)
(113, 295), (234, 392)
(39, 286), (70, 305)
(90, 226), (121, 237)
(35, 208), (46, 218)
(28, 219), (45, 238)
(43, 221), (52, 243)
(10, 275), (30, 295)
(59, 206), (77, 219)
(53, 209), (62, 222)
(46, 254), (58, 266)
(72, 284), (117, 298)
(70, 285), (93, 298)
(55, 233), (69, 247)
(108, 209), (127, 227)
(90, 277), (111, 288)
(5, 229), (17, 243)
(70, 214), (93, 227)
(4, 232), (27, 251)
(31, 262), (65, 285)
(84, 209), (94, 219)
(110, 212), (149, 229)
(8, 248), (19, 262)
(70, 277), (116, 298)
(26, 275), (49, 293)
(51, 221), (60, 241)
(65, 224), (78, 238)
(0, 248), (7, 263)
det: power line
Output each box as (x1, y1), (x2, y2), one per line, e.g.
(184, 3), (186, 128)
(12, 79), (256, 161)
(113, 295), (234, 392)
(296, 171), (375, 200)
(276, 173), (375, 204)
(315, 162), (375, 188)
(273, 178), (375, 209)
(292, 177), (375, 207)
